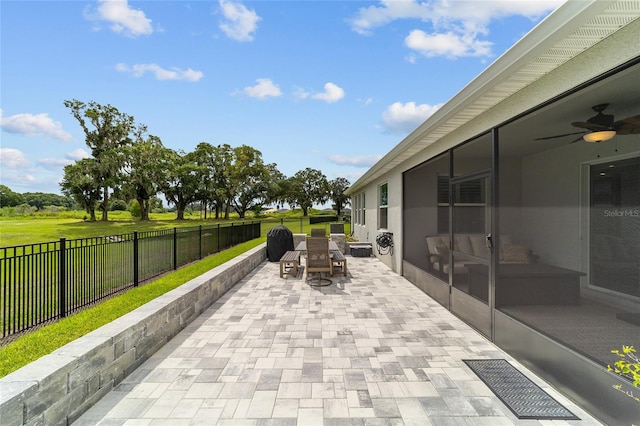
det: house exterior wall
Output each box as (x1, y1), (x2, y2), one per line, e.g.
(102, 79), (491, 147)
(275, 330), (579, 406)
(354, 172), (403, 271)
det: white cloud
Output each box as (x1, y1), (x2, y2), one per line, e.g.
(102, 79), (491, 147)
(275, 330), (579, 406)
(405, 30), (492, 58)
(219, 0), (261, 42)
(244, 78), (282, 99)
(0, 110), (73, 142)
(66, 148), (90, 161)
(348, 0), (430, 36)
(92, 0), (153, 37)
(35, 149), (90, 172)
(381, 101), (443, 134)
(0, 148), (30, 169)
(37, 158), (74, 170)
(116, 63), (203, 82)
(293, 87), (310, 101)
(20, 174), (37, 183)
(349, 0), (564, 58)
(312, 83), (345, 103)
(328, 154), (382, 168)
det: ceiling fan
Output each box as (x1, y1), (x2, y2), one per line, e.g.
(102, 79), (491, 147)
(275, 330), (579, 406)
(535, 103), (640, 143)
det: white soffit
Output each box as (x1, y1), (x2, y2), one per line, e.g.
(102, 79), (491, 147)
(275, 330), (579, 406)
(348, 0), (640, 192)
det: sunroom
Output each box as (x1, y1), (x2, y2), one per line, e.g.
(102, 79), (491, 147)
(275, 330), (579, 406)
(347, 2), (640, 423)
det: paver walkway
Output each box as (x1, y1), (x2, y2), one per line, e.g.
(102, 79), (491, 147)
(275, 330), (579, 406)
(74, 256), (601, 425)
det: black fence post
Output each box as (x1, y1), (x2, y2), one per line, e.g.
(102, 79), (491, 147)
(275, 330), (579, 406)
(133, 231), (139, 287)
(58, 238), (67, 319)
(199, 225), (203, 260)
(173, 227), (178, 270)
(217, 224), (220, 252)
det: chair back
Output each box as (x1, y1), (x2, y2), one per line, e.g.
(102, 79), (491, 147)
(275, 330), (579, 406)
(306, 237), (332, 274)
(311, 228), (326, 237)
(330, 223), (344, 234)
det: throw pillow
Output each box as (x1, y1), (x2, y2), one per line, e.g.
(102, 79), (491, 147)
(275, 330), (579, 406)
(435, 245), (450, 265)
(502, 244), (530, 263)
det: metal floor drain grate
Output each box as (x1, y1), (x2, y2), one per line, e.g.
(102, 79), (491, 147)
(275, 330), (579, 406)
(463, 359), (579, 420)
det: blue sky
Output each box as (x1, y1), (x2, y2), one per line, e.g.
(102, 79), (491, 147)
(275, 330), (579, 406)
(1, 0), (565, 196)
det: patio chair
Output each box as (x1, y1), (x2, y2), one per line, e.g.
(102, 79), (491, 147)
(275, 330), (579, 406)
(305, 237), (333, 286)
(311, 228), (326, 237)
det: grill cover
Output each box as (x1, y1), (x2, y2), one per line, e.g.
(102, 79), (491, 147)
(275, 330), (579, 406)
(266, 225), (294, 261)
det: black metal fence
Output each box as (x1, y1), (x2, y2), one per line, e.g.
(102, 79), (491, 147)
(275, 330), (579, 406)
(0, 221), (260, 340)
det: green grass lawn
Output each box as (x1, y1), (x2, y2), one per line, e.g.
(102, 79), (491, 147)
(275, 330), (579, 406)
(0, 210), (348, 247)
(0, 211), (253, 246)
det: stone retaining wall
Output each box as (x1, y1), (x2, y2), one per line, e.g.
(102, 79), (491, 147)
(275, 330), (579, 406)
(0, 244), (267, 426)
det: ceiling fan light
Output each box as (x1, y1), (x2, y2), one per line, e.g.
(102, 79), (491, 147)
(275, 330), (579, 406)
(583, 130), (616, 143)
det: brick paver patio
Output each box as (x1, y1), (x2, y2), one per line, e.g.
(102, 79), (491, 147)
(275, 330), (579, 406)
(73, 256), (600, 425)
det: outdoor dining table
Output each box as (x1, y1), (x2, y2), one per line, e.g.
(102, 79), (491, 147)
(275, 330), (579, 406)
(295, 240), (340, 253)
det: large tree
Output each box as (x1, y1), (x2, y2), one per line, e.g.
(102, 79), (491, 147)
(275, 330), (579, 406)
(263, 163), (287, 209)
(121, 133), (168, 220)
(287, 168), (330, 216)
(228, 145), (269, 218)
(0, 185), (24, 207)
(192, 142), (230, 219)
(329, 177), (351, 217)
(160, 149), (201, 220)
(60, 158), (102, 221)
(64, 99), (136, 221)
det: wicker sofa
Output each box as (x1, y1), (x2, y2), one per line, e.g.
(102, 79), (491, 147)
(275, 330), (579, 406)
(425, 234), (537, 276)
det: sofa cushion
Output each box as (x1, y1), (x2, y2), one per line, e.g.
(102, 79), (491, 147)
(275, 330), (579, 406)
(426, 236), (449, 262)
(502, 244), (531, 263)
(440, 261), (477, 275)
(469, 235), (489, 258)
(454, 235), (473, 255)
(435, 245), (450, 264)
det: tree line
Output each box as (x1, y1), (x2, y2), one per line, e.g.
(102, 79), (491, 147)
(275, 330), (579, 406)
(0, 187), (75, 211)
(53, 100), (350, 221)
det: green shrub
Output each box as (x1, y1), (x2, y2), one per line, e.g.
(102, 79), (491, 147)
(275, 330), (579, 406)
(608, 345), (640, 404)
(128, 199), (141, 217)
(110, 199), (128, 211)
(14, 204), (37, 215)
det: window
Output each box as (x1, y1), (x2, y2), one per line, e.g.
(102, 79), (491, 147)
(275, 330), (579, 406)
(361, 192), (366, 225)
(354, 195), (359, 224)
(353, 195), (358, 224)
(438, 175), (486, 205)
(437, 174), (486, 233)
(379, 183), (388, 229)
(354, 192), (366, 225)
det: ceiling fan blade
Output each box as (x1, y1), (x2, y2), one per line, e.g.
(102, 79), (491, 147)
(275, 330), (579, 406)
(613, 114), (640, 135)
(534, 131), (586, 141)
(569, 136), (585, 144)
(571, 121), (608, 131)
